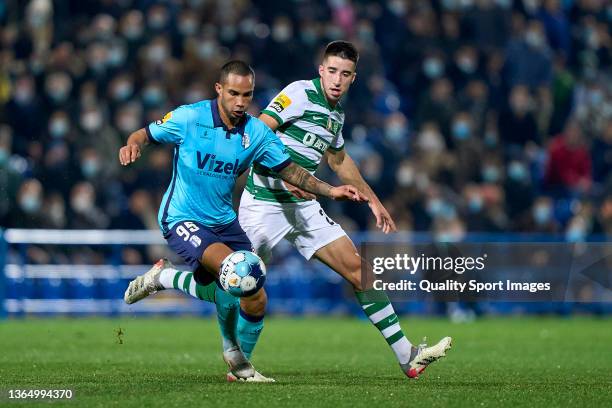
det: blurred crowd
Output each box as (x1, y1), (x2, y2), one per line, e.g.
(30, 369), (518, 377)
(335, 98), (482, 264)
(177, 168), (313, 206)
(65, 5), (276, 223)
(1, 0), (611, 259)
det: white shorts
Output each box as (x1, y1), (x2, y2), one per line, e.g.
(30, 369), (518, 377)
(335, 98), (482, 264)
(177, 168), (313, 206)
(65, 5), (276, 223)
(238, 191), (347, 261)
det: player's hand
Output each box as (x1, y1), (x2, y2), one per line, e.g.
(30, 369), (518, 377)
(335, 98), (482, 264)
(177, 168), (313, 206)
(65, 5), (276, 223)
(329, 185), (369, 202)
(369, 201), (397, 234)
(119, 144), (141, 166)
(283, 180), (317, 200)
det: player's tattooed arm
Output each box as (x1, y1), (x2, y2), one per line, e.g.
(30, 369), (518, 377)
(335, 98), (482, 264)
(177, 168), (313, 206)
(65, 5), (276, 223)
(326, 149), (397, 233)
(119, 128), (149, 166)
(277, 162), (368, 202)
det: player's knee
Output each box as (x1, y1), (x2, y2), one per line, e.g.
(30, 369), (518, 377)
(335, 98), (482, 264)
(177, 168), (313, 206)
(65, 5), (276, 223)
(240, 288), (267, 316)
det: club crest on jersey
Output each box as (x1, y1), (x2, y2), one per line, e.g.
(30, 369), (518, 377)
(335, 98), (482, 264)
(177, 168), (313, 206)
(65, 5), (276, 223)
(271, 93), (291, 113)
(242, 132), (250, 148)
(327, 118), (340, 134)
(156, 111), (173, 125)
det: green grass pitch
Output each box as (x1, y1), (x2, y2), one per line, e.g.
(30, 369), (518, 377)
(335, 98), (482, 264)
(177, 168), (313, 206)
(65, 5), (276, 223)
(1, 317), (611, 407)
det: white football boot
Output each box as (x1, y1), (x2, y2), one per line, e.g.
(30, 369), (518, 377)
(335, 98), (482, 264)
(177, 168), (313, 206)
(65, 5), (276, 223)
(124, 258), (172, 304)
(401, 336), (452, 379)
(226, 370), (275, 383)
(223, 346), (256, 380)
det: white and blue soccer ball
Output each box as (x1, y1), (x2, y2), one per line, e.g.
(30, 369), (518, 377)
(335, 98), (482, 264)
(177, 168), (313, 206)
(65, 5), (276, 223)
(219, 250), (266, 297)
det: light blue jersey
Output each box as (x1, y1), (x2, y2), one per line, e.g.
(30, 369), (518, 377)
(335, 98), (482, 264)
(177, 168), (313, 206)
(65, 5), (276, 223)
(146, 99), (292, 233)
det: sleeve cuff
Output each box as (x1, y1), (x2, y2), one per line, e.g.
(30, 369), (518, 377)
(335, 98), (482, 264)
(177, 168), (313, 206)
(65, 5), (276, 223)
(261, 109), (284, 126)
(327, 143), (344, 152)
(145, 125), (160, 145)
(271, 158), (292, 173)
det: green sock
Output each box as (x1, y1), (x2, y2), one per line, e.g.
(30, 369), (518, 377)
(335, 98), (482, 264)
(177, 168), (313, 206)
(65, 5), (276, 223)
(237, 309), (264, 359)
(160, 269), (216, 301)
(355, 289), (412, 364)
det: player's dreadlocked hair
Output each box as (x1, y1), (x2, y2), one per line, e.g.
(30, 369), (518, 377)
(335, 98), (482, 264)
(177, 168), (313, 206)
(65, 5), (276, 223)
(219, 60), (255, 83)
(323, 41), (359, 65)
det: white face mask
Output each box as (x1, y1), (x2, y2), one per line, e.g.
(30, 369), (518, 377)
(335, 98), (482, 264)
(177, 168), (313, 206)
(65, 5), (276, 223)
(72, 194), (93, 213)
(148, 45), (168, 63)
(419, 130), (444, 152)
(396, 166), (414, 187)
(50, 119), (69, 138)
(118, 115), (140, 133)
(272, 24), (292, 42)
(49, 203), (65, 225)
(423, 58), (444, 78)
(525, 31), (545, 48)
(20, 194), (41, 213)
(81, 112), (103, 132)
(179, 19), (198, 36)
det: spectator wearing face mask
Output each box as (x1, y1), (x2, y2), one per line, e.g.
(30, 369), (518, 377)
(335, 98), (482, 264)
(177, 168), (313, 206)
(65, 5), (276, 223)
(46, 110), (73, 143)
(450, 112), (483, 188)
(382, 112), (410, 156)
(107, 73), (135, 109)
(7, 178), (45, 228)
(67, 181), (109, 229)
(389, 8), (439, 97)
(4, 75), (45, 156)
(75, 105), (121, 168)
(43, 71), (75, 114)
(503, 160), (536, 219)
(415, 122), (453, 181)
(416, 51), (447, 99)
(458, 80), (489, 133)
(517, 196), (560, 233)
(119, 10), (146, 54)
(41, 192), (67, 229)
(565, 202), (603, 242)
(139, 36), (181, 86)
(449, 46), (482, 91)
(504, 20), (553, 89)
(83, 41), (113, 86)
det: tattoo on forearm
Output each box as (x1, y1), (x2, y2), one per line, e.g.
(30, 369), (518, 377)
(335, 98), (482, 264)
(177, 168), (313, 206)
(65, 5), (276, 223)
(279, 163), (332, 197)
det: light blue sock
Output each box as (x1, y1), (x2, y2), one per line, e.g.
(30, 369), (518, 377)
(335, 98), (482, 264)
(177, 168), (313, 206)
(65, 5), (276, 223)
(214, 286), (240, 351)
(237, 309), (264, 359)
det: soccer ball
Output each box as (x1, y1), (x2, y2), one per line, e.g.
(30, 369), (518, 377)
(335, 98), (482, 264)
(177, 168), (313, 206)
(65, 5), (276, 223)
(219, 250), (267, 297)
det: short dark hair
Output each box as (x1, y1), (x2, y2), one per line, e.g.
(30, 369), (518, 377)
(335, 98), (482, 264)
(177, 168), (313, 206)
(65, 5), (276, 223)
(219, 60), (255, 83)
(323, 41), (359, 65)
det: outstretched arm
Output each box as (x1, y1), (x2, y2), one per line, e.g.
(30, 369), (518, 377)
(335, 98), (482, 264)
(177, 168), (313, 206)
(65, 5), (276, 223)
(327, 149), (397, 233)
(119, 128), (149, 166)
(277, 162), (368, 202)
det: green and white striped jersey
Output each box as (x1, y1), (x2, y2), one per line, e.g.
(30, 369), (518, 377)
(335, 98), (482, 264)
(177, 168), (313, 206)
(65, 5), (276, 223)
(246, 78), (345, 203)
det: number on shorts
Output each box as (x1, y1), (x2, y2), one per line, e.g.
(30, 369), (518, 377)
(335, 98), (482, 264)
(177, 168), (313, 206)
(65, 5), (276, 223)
(176, 222), (200, 241)
(319, 209), (335, 226)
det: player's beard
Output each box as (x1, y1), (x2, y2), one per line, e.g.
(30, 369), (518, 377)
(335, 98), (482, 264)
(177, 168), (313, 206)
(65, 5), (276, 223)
(220, 101), (243, 126)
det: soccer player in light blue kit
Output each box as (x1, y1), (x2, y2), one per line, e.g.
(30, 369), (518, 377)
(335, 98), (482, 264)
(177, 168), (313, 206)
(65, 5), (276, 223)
(120, 61), (367, 381)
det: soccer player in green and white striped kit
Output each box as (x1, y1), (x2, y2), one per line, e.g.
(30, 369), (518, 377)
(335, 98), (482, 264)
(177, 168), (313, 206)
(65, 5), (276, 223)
(130, 41), (451, 381)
